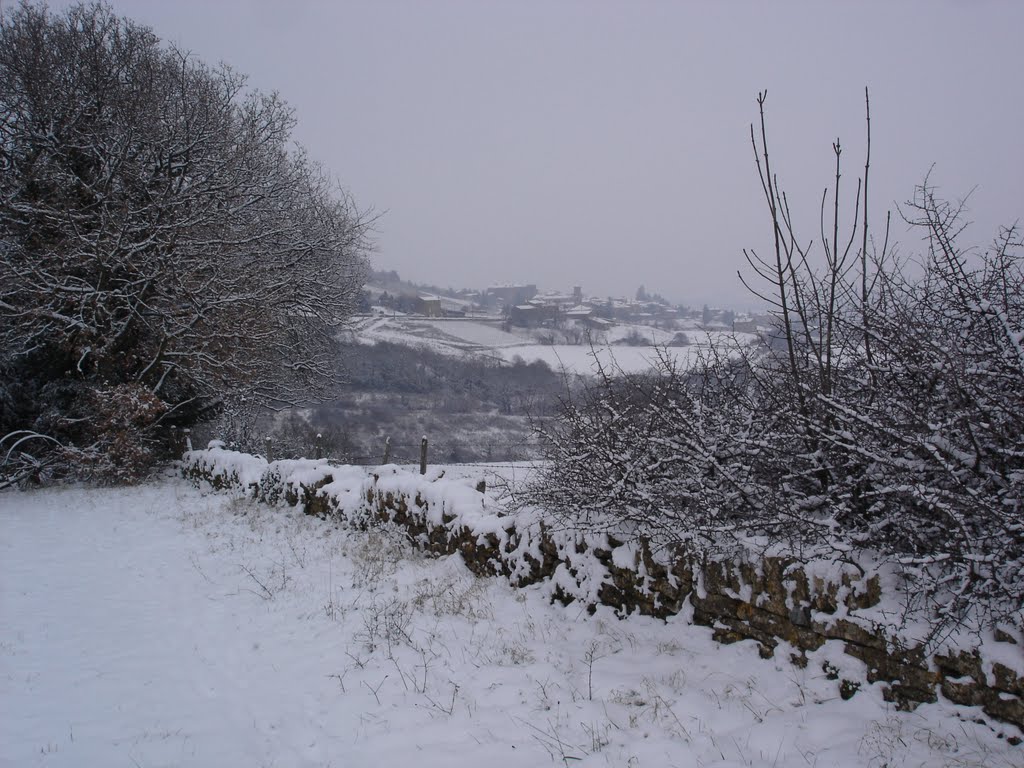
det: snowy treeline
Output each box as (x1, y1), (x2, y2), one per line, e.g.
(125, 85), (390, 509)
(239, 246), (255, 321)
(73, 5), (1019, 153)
(0, 3), (369, 483)
(530, 95), (1024, 638)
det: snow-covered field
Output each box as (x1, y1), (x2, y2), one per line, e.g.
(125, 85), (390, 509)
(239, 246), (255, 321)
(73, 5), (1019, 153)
(494, 343), (704, 374)
(2, 477), (1017, 768)
(347, 316), (754, 375)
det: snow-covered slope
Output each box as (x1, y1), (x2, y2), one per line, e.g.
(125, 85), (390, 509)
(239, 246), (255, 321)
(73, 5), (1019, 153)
(347, 315), (756, 375)
(1, 478), (1016, 767)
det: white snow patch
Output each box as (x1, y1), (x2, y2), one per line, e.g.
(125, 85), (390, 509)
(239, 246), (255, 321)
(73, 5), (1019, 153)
(1, 479), (1019, 767)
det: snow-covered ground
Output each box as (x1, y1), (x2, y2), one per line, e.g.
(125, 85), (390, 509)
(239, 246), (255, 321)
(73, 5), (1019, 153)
(2, 477), (1017, 767)
(494, 343), (704, 374)
(347, 316), (756, 375)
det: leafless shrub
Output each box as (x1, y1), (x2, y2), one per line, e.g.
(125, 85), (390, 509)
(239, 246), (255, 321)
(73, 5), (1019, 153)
(530, 91), (1023, 639)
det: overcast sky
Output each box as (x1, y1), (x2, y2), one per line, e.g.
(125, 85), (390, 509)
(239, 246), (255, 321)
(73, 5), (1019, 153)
(43, 0), (1024, 306)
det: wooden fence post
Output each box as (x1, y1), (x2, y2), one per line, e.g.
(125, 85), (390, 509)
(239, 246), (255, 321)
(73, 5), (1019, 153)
(382, 436), (391, 465)
(183, 428), (193, 452)
(265, 436), (273, 464)
(315, 433), (323, 460)
(419, 436), (428, 475)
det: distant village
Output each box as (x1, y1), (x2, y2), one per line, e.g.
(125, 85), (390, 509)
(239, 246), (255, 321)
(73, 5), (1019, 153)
(363, 270), (770, 336)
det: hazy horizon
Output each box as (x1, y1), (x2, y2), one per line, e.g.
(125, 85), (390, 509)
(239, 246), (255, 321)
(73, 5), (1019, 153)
(35, 0), (1024, 307)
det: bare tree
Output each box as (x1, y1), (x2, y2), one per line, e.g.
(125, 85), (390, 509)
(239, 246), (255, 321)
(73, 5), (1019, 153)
(0, 2), (369, 481)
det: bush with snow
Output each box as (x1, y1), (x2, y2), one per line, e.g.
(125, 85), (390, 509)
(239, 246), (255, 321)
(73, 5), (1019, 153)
(530, 94), (1024, 639)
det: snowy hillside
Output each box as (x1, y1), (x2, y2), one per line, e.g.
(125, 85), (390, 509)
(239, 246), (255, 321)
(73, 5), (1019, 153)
(2, 477), (1017, 768)
(346, 315), (756, 375)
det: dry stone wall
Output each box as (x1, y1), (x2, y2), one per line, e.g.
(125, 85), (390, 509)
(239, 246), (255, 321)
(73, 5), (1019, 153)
(182, 447), (1023, 738)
